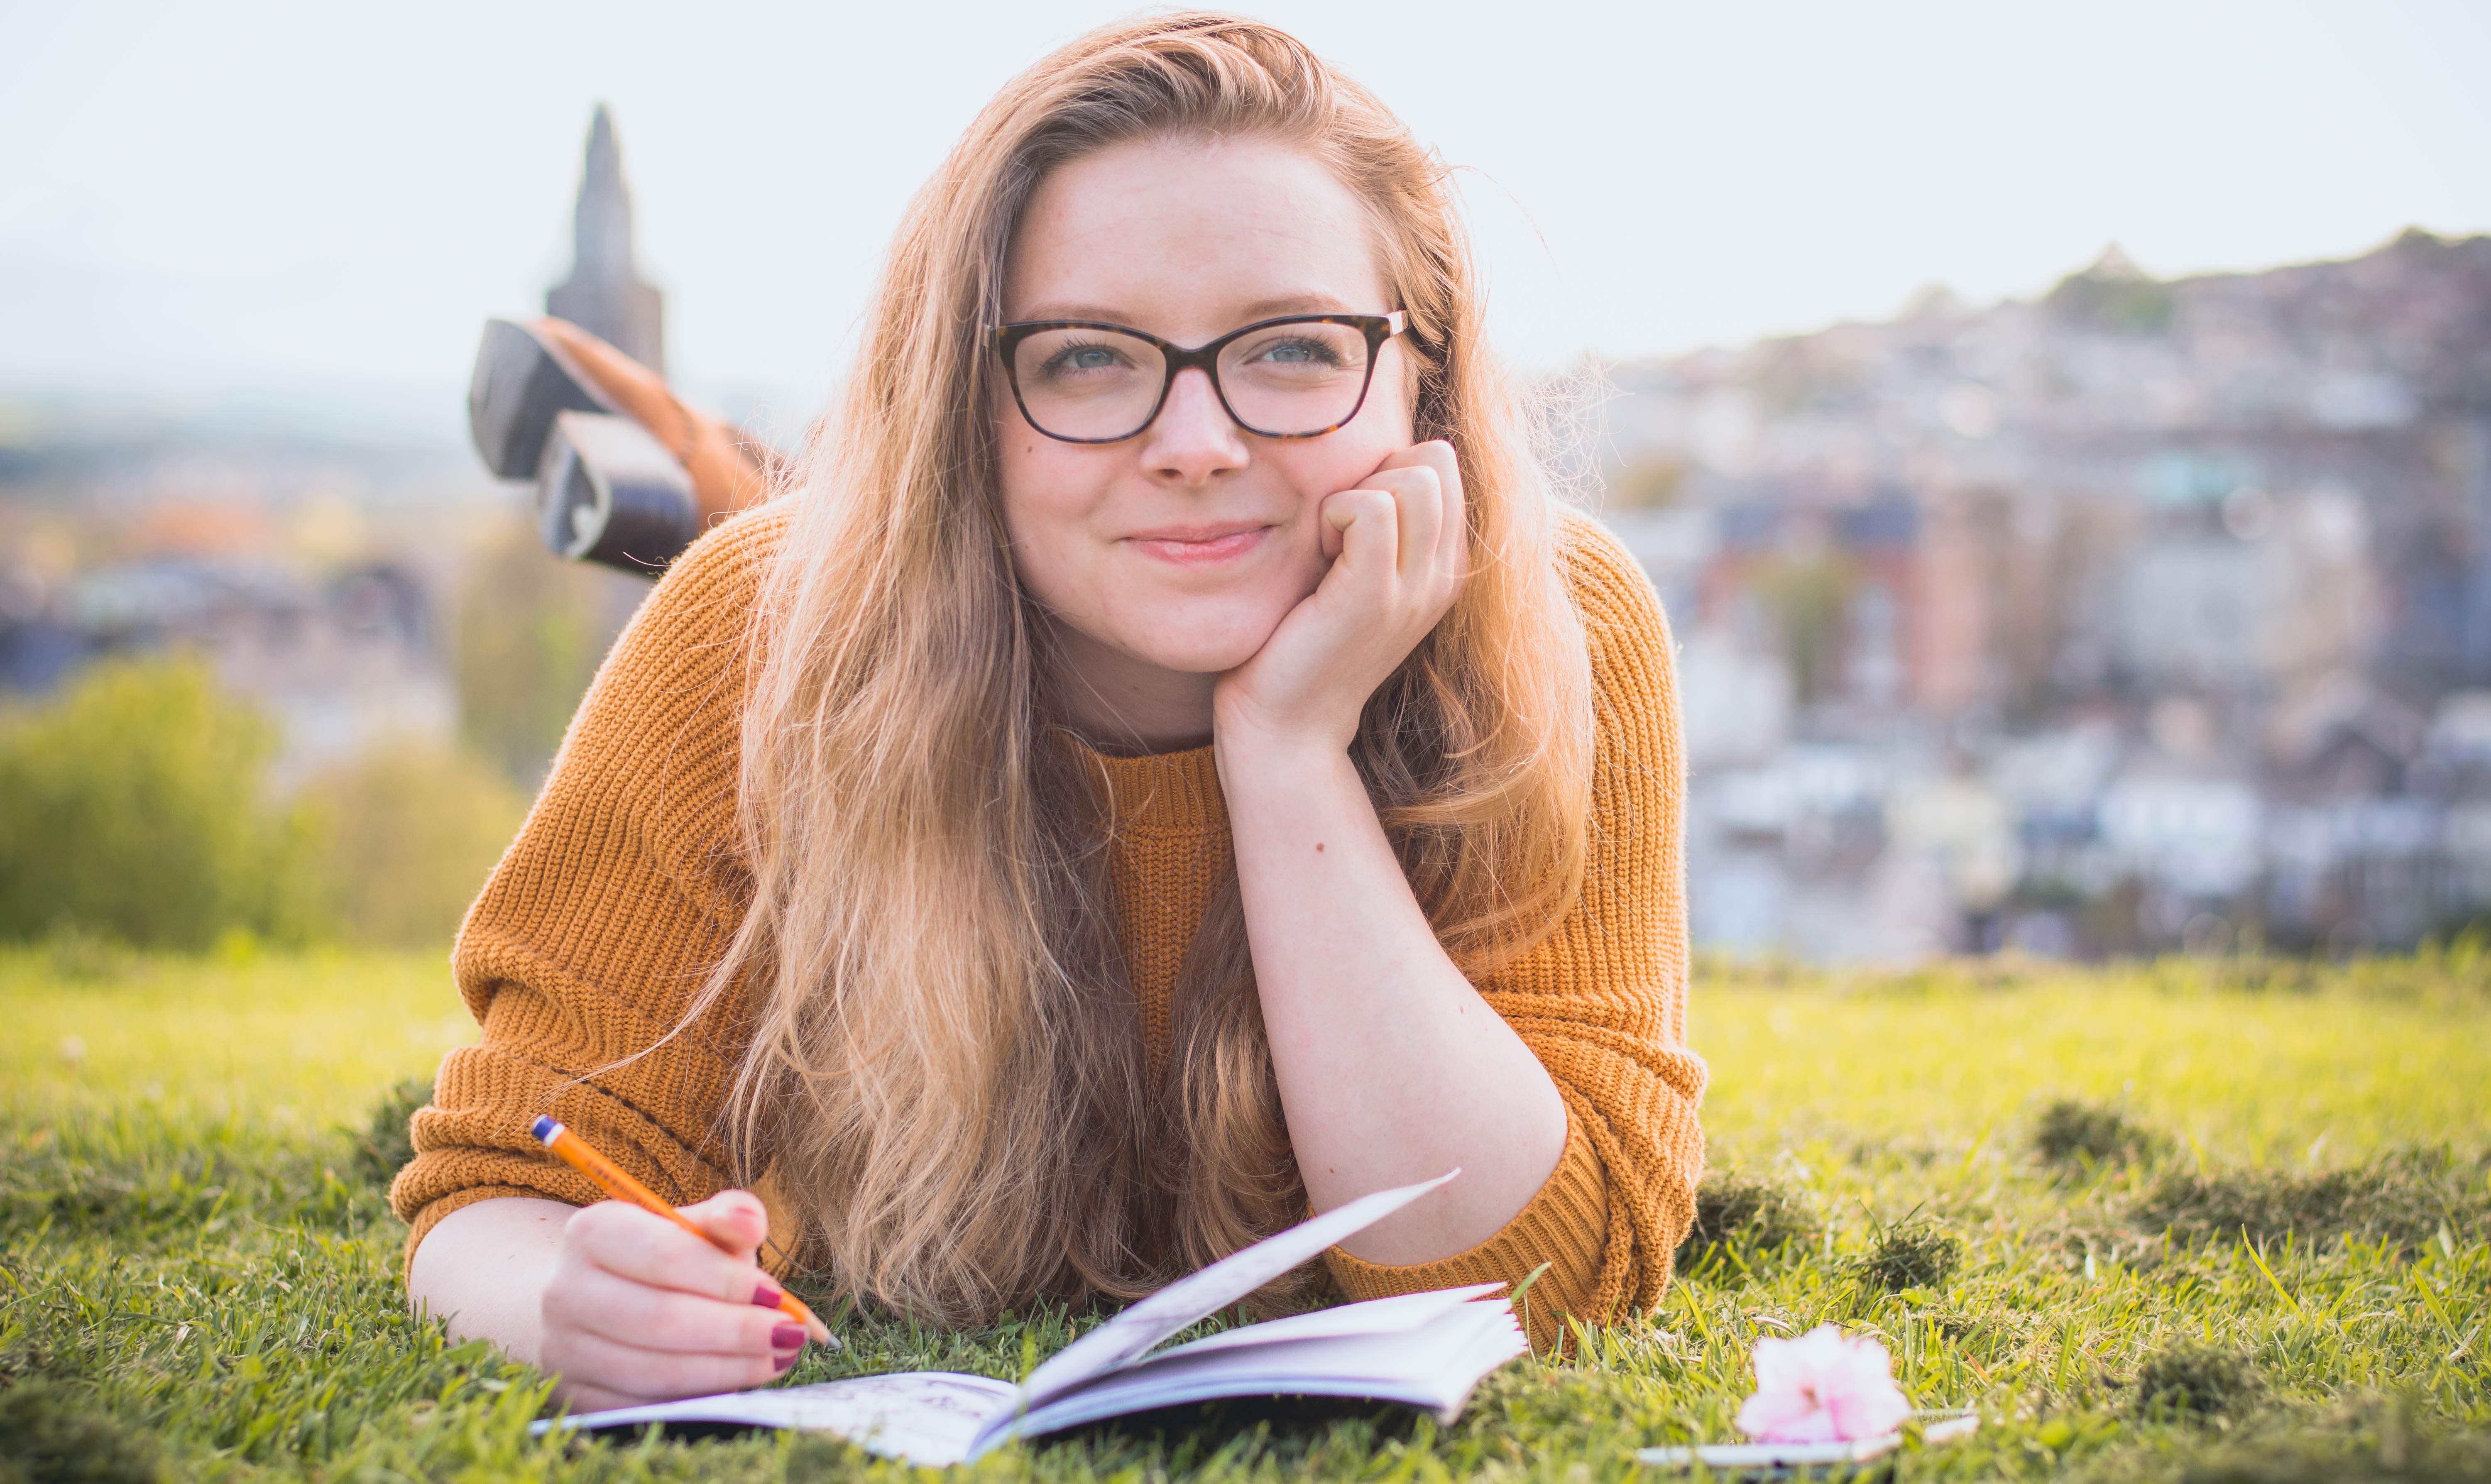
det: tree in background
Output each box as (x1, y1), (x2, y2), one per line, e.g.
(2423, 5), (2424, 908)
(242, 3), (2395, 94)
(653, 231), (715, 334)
(0, 656), (531, 951)
(0, 656), (316, 949)
(454, 521), (641, 784)
(2045, 247), (2174, 335)
(297, 743), (526, 948)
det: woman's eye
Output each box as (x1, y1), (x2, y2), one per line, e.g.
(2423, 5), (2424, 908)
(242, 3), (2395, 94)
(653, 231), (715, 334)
(1041, 342), (1130, 376)
(1248, 336), (1345, 369)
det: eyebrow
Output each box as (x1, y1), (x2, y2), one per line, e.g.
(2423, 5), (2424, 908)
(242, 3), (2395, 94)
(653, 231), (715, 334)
(1008, 292), (1362, 330)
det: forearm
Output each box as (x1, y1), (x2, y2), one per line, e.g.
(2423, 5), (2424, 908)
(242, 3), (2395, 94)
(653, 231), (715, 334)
(1218, 735), (1568, 1265)
(406, 1196), (574, 1363)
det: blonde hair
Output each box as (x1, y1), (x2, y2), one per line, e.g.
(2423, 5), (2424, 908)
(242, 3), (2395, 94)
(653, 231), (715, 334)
(704, 12), (1592, 1326)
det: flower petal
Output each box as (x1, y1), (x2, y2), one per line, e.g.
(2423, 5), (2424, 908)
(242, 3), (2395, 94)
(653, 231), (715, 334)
(1747, 1399), (1843, 1445)
(1750, 1335), (1801, 1391)
(1735, 1390), (1816, 1437)
(1825, 1382), (1912, 1441)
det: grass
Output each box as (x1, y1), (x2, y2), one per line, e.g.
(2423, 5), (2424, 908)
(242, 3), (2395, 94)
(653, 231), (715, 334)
(2, 943), (2487, 1482)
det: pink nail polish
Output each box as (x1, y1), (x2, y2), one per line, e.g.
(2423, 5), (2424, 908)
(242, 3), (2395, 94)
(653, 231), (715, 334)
(772, 1323), (805, 1351)
(775, 1351), (798, 1373)
(751, 1282), (783, 1309)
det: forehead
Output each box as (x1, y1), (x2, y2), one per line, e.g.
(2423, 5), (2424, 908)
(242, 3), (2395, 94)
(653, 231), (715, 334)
(1004, 134), (1389, 338)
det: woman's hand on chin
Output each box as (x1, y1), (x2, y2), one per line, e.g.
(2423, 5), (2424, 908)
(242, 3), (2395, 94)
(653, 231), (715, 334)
(1212, 440), (1467, 756)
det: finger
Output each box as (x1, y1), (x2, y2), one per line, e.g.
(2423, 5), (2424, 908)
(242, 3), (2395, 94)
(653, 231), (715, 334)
(567, 1201), (774, 1306)
(1367, 438), (1458, 484)
(1321, 484), (1392, 560)
(550, 1258), (810, 1357)
(542, 1326), (795, 1405)
(680, 1189), (769, 1264)
(675, 1192), (831, 1344)
(1341, 467), (1436, 579)
(1320, 488), (1399, 589)
(1363, 442), (1461, 580)
(1380, 465), (1444, 580)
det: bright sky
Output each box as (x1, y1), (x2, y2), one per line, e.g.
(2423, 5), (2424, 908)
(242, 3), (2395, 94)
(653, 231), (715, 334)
(3, 0), (2486, 445)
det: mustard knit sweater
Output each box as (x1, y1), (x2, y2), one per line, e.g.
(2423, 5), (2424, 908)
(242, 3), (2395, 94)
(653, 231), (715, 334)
(393, 504), (1707, 1344)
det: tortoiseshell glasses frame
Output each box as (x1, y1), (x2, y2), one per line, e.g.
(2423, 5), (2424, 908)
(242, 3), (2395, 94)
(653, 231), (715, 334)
(992, 310), (1407, 444)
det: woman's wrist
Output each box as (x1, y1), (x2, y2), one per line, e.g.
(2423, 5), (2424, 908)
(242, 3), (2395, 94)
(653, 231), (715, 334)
(1209, 676), (1365, 769)
(1211, 714), (1356, 794)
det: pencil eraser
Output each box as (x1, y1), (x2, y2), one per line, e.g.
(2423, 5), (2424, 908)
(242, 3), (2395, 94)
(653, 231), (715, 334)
(530, 1115), (561, 1144)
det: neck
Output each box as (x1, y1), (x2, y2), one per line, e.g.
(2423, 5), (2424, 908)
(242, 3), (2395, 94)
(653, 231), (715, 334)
(1045, 617), (1217, 755)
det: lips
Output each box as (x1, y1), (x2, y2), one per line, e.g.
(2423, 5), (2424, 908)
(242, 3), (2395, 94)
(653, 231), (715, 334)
(1122, 523), (1272, 568)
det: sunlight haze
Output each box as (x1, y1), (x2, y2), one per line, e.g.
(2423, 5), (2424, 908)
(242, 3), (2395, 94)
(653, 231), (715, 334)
(3, 0), (2486, 442)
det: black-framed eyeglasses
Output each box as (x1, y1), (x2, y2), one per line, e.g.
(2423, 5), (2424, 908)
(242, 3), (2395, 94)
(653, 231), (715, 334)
(993, 311), (1406, 444)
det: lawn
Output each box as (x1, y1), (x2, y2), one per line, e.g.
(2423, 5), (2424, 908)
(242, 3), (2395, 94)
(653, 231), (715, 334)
(2, 942), (2486, 1482)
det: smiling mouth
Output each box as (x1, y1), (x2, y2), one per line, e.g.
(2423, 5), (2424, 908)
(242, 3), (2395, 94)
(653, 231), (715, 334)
(1123, 525), (1272, 567)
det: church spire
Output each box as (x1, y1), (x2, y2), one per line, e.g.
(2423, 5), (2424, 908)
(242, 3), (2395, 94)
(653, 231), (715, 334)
(547, 104), (666, 372)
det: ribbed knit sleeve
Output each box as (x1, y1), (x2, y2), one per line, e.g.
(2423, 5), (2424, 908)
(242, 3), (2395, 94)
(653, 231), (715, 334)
(1322, 513), (1707, 1345)
(389, 507), (787, 1266)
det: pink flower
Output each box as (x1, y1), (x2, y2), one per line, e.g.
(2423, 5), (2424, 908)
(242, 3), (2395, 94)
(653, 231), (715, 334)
(1735, 1325), (1913, 1444)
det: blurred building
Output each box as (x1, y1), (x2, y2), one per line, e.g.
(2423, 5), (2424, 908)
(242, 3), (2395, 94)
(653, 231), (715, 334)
(1599, 228), (2491, 958)
(0, 461), (463, 787)
(546, 105), (665, 372)
(63, 556), (454, 787)
(0, 107), (668, 788)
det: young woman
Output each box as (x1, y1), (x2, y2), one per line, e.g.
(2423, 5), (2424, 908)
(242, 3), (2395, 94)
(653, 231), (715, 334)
(399, 12), (1706, 1410)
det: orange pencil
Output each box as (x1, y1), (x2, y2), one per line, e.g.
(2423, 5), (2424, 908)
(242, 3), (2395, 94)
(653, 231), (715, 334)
(531, 1115), (827, 1340)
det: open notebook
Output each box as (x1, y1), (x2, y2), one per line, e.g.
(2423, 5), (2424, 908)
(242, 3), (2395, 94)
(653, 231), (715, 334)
(534, 1171), (1528, 1465)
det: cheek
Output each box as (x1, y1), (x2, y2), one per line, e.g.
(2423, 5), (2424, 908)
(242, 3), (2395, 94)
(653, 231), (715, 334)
(1323, 351), (1417, 477)
(995, 431), (1104, 614)
(994, 432), (1038, 544)
(1277, 394), (1416, 501)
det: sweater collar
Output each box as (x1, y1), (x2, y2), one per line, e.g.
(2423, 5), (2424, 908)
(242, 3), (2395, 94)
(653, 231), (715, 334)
(1074, 741), (1228, 833)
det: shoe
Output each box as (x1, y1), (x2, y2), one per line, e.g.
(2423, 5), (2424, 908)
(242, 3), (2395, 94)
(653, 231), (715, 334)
(466, 317), (781, 572)
(467, 318), (620, 480)
(537, 411), (701, 572)
(524, 317), (779, 527)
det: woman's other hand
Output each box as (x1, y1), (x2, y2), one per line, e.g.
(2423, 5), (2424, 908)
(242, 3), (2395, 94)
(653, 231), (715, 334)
(537, 1190), (817, 1411)
(1212, 440), (1467, 754)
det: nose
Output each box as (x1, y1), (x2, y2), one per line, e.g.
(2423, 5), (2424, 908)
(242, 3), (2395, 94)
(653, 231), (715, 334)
(1138, 367), (1249, 486)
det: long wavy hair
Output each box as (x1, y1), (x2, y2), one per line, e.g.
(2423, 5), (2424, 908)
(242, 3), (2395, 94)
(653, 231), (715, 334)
(699, 12), (1594, 1327)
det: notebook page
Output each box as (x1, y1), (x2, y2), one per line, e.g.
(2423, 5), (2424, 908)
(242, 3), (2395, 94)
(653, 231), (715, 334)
(1012, 1169), (1458, 1412)
(1149, 1282), (1506, 1358)
(533, 1372), (1018, 1466)
(982, 1296), (1525, 1455)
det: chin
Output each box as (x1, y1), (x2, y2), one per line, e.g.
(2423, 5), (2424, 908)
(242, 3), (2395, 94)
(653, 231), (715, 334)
(1130, 635), (1267, 675)
(1118, 604), (1286, 675)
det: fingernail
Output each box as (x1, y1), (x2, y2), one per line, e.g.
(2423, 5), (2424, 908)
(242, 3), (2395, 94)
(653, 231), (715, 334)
(775, 1351), (798, 1373)
(751, 1282), (783, 1309)
(772, 1323), (805, 1352)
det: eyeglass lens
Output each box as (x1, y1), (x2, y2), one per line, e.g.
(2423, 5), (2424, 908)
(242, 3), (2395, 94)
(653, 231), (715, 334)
(1009, 320), (1376, 440)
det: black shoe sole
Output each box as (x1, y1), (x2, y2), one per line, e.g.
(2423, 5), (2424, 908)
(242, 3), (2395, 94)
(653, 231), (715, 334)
(539, 412), (701, 573)
(467, 318), (621, 480)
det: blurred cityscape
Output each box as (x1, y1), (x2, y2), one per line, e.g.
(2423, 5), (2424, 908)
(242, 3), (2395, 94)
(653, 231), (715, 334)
(0, 112), (666, 951)
(1596, 228), (2491, 959)
(0, 109), (662, 797)
(3, 105), (2486, 958)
